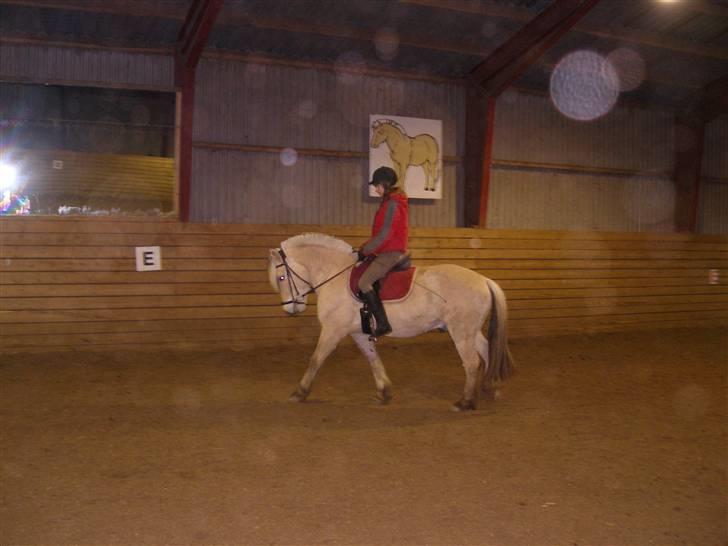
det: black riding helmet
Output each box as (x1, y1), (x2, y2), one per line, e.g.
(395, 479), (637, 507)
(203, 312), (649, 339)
(368, 166), (398, 190)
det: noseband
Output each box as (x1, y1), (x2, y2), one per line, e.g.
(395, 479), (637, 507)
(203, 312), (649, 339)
(275, 248), (316, 306)
(275, 248), (356, 307)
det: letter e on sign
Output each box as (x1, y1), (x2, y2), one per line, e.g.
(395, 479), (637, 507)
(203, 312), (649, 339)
(135, 246), (162, 271)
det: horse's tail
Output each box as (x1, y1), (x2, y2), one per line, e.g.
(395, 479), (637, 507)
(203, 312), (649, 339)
(483, 278), (515, 385)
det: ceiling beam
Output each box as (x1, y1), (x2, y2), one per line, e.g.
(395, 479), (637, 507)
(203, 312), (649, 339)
(6, 0), (728, 61)
(0, 0), (721, 91)
(0, 0), (189, 18)
(680, 0), (728, 18)
(175, 0), (223, 77)
(0, 1), (719, 101)
(0, 0), (491, 58)
(216, 14), (492, 58)
(470, 0), (601, 95)
(400, 0), (728, 61)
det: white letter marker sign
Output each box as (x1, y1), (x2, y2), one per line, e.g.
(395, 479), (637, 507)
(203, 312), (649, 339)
(135, 246), (162, 271)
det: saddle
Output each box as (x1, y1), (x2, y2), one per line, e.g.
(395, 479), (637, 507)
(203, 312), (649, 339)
(348, 254), (416, 302)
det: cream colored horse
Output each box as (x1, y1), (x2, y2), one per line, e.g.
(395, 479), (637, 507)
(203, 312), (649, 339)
(370, 119), (440, 191)
(268, 233), (514, 410)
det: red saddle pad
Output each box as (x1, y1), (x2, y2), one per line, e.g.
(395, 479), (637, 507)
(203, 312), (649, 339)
(349, 262), (416, 302)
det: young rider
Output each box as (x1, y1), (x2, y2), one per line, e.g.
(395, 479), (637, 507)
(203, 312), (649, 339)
(356, 166), (409, 337)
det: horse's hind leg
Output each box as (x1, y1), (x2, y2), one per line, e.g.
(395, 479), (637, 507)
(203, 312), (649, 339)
(475, 331), (496, 401)
(289, 327), (343, 403)
(450, 330), (481, 411)
(351, 332), (392, 404)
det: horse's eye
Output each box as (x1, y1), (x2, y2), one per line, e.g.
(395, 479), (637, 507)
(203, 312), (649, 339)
(278, 275), (285, 282)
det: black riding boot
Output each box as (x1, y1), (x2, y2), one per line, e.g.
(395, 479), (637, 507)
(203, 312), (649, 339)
(361, 290), (392, 337)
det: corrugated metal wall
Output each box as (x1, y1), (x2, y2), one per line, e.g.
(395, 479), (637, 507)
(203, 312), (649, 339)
(190, 59), (464, 227)
(699, 118), (728, 234)
(0, 43), (173, 90)
(488, 91), (677, 231)
(0, 42), (722, 234)
(191, 149), (460, 226)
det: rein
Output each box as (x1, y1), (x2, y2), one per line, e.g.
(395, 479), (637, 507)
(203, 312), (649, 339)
(275, 248), (356, 306)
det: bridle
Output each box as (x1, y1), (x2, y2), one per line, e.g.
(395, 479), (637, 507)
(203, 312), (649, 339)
(274, 248), (356, 307)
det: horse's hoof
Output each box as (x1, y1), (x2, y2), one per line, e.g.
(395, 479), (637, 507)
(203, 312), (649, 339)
(288, 387), (309, 403)
(451, 399), (477, 411)
(375, 386), (392, 405)
(481, 388), (497, 402)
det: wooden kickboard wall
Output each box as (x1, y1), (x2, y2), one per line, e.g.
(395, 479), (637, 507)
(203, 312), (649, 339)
(15, 149), (174, 209)
(1, 217), (726, 352)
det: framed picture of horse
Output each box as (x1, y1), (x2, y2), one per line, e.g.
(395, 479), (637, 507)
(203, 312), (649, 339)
(369, 114), (443, 199)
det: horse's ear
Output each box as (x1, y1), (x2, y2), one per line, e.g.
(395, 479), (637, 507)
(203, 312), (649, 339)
(269, 248), (279, 260)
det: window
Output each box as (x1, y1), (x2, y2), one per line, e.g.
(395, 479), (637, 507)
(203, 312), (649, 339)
(0, 82), (175, 216)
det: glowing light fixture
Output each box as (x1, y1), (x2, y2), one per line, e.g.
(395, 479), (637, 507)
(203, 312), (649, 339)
(0, 162), (18, 191)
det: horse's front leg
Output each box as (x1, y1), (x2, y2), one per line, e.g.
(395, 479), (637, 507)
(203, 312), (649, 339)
(289, 327), (344, 402)
(351, 332), (392, 404)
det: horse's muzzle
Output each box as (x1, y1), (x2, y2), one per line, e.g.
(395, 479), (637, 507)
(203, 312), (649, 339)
(283, 302), (306, 315)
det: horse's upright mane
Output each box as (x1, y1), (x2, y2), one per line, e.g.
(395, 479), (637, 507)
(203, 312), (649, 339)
(281, 233), (352, 255)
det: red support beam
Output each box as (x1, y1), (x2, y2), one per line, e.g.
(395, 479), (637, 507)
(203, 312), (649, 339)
(672, 75), (728, 232)
(478, 97), (497, 227)
(175, 0), (223, 222)
(673, 116), (705, 233)
(464, 86), (486, 226)
(694, 75), (728, 124)
(465, 0), (601, 227)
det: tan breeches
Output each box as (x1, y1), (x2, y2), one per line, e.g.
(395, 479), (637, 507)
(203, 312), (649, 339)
(357, 251), (406, 293)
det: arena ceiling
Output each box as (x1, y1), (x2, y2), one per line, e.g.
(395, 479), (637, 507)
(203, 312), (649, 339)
(0, 0), (727, 116)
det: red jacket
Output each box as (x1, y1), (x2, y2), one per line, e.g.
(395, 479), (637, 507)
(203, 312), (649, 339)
(361, 190), (408, 256)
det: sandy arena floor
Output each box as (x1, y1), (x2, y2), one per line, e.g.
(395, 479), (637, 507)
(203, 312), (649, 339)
(1, 327), (726, 545)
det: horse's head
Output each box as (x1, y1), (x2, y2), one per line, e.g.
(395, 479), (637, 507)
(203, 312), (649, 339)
(268, 248), (310, 315)
(370, 121), (387, 148)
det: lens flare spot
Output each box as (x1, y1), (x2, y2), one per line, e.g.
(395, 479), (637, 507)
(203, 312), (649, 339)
(334, 51), (366, 86)
(374, 27), (399, 62)
(280, 147), (298, 167)
(606, 48), (646, 92)
(550, 50), (619, 121)
(297, 99), (317, 119)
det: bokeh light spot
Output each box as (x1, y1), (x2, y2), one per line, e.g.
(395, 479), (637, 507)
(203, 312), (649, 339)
(334, 51), (366, 86)
(374, 27), (399, 62)
(280, 147), (298, 167)
(550, 50), (619, 121)
(297, 99), (317, 119)
(606, 48), (646, 92)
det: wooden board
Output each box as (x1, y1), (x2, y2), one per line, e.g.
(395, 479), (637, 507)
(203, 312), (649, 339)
(1, 218), (726, 352)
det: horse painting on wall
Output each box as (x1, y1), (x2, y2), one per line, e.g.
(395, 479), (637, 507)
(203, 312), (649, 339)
(369, 115), (443, 199)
